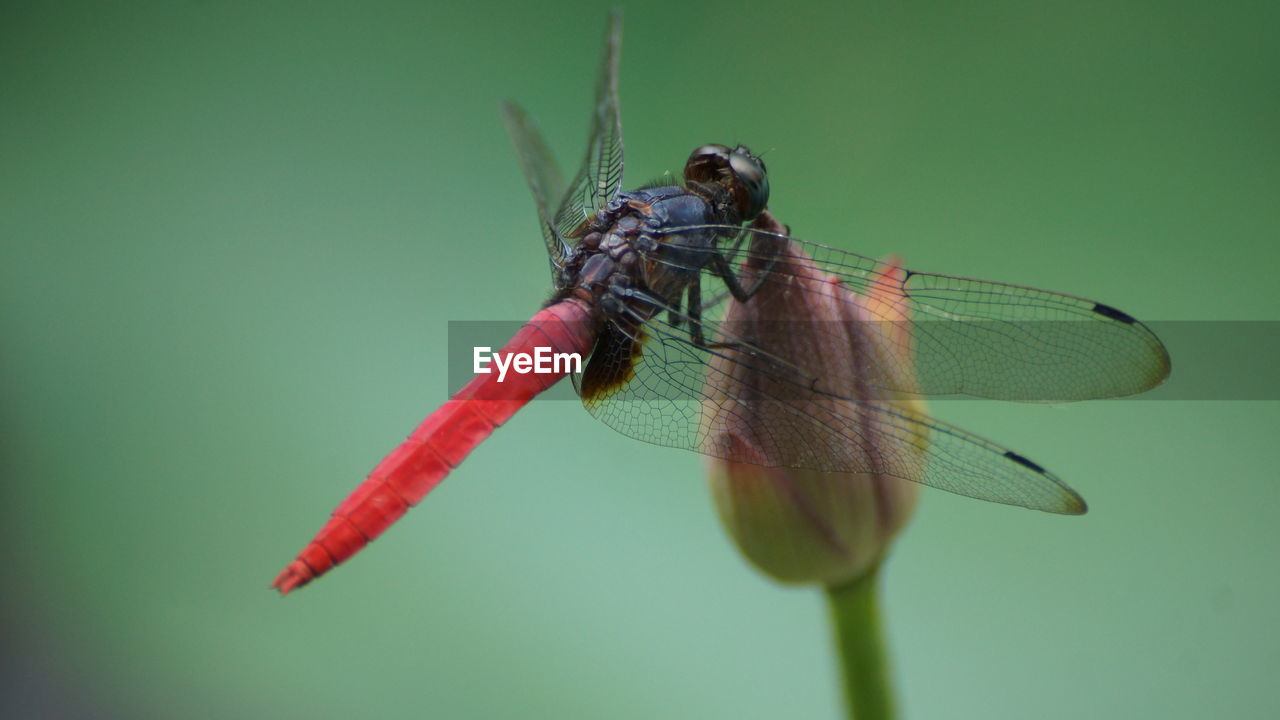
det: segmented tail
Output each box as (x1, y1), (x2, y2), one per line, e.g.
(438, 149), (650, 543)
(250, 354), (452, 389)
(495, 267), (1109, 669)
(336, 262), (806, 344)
(272, 299), (596, 594)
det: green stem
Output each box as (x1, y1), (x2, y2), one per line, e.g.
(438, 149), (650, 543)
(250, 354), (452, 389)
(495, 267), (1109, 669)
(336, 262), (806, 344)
(824, 568), (895, 720)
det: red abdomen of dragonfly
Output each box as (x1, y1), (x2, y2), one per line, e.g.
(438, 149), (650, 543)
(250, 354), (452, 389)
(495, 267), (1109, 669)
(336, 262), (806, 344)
(271, 299), (597, 595)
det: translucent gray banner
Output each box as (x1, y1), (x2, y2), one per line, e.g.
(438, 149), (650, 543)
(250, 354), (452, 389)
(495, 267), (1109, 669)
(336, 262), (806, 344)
(445, 321), (1280, 402)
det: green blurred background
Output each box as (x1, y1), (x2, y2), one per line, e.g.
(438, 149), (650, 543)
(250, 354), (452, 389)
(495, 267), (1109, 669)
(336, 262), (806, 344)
(3, 1), (1277, 718)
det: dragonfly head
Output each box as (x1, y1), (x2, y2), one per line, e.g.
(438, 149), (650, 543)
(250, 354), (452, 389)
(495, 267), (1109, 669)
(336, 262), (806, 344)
(684, 144), (770, 222)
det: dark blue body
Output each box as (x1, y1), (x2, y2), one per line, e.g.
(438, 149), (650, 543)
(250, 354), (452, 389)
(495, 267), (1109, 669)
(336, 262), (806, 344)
(554, 183), (733, 318)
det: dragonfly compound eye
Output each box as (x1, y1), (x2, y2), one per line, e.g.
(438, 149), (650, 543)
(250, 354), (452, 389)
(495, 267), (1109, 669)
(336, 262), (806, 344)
(684, 144), (733, 185)
(728, 145), (769, 220)
(684, 143), (770, 220)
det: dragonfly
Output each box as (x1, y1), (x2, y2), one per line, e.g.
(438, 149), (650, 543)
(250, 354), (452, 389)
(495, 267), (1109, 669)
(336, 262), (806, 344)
(272, 11), (1170, 595)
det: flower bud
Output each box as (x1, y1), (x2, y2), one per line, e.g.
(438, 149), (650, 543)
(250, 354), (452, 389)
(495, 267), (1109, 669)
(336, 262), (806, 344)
(704, 214), (924, 586)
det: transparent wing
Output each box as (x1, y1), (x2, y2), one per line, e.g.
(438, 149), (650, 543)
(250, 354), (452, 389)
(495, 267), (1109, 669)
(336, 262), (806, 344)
(553, 9), (624, 238)
(501, 101), (570, 280)
(574, 257), (1086, 514)
(647, 220), (1171, 401)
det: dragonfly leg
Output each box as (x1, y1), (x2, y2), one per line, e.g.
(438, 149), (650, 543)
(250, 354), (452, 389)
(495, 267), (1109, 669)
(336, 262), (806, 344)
(707, 240), (783, 303)
(687, 276), (705, 346)
(685, 275), (752, 352)
(667, 292), (684, 329)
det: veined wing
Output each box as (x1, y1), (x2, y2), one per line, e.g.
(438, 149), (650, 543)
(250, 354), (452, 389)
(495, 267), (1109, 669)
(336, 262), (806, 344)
(501, 101), (570, 281)
(554, 9), (624, 239)
(647, 220), (1171, 401)
(573, 240), (1086, 514)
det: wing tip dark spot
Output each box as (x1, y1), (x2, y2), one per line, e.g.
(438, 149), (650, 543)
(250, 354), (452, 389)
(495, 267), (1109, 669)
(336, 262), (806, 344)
(1003, 451), (1088, 515)
(1003, 450), (1047, 475)
(1092, 302), (1136, 324)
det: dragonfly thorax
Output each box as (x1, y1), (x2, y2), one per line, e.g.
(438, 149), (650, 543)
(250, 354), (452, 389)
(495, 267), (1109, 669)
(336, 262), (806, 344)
(553, 184), (738, 314)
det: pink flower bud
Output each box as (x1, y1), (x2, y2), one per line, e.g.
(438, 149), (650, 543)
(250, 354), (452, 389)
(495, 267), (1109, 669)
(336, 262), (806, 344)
(705, 213), (923, 586)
